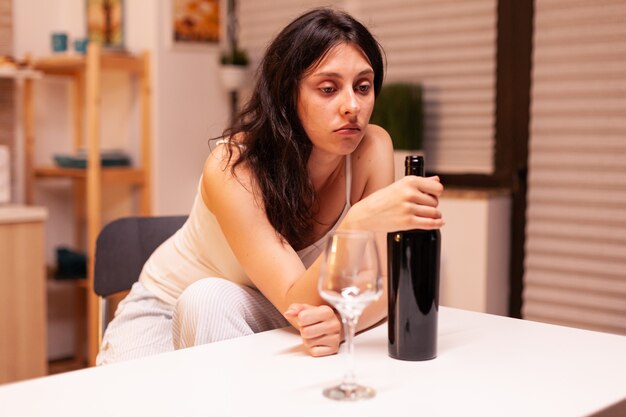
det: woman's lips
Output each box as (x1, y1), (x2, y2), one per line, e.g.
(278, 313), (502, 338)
(334, 124), (361, 134)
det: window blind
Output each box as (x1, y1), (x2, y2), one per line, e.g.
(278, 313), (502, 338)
(239, 0), (497, 174)
(523, 0), (626, 334)
(358, 0), (496, 173)
(239, 0), (342, 63)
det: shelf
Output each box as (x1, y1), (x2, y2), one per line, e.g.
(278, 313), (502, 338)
(0, 205), (48, 224)
(23, 43), (153, 365)
(33, 166), (146, 185)
(0, 67), (42, 79)
(33, 52), (144, 76)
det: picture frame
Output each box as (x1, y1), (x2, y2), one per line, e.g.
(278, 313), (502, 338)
(171, 0), (220, 47)
(86, 0), (124, 50)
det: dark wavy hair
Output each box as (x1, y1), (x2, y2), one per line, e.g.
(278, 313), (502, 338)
(222, 7), (384, 249)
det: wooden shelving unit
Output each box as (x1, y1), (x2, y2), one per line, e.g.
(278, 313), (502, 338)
(23, 43), (152, 365)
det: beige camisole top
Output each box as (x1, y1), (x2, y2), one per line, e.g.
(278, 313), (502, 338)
(140, 154), (352, 306)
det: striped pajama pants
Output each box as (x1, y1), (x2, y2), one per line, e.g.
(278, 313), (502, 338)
(96, 278), (290, 365)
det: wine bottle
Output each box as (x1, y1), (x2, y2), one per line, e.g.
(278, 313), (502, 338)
(387, 155), (441, 361)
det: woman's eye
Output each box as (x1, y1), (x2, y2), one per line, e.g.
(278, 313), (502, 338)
(356, 84), (371, 93)
(320, 87), (336, 94)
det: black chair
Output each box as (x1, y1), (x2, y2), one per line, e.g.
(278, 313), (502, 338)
(94, 215), (187, 340)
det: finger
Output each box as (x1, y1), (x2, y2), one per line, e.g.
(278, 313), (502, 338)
(408, 216), (446, 230)
(415, 191), (440, 207)
(417, 179), (444, 199)
(399, 192), (439, 211)
(423, 178), (444, 197)
(302, 333), (341, 351)
(404, 175), (444, 197)
(296, 305), (336, 327)
(409, 205), (442, 220)
(300, 318), (341, 339)
(401, 179), (442, 206)
(308, 344), (339, 357)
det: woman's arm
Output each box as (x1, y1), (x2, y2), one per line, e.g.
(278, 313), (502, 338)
(282, 125), (444, 347)
(202, 126), (443, 356)
(281, 125), (397, 338)
(203, 146), (349, 355)
(201, 145), (329, 316)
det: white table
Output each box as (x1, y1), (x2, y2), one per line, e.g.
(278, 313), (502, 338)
(1, 307), (624, 417)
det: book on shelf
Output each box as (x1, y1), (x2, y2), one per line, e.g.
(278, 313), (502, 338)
(53, 150), (132, 169)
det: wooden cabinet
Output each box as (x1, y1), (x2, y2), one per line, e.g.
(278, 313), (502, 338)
(0, 205), (48, 384)
(23, 43), (152, 365)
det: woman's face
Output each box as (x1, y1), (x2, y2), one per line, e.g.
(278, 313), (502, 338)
(297, 42), (375, 157)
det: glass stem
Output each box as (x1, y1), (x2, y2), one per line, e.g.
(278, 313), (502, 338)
(341, 313), (359, 389)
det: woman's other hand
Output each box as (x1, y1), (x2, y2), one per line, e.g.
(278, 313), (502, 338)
(284, 303), (342, 357)
(346, 175), (445, 232)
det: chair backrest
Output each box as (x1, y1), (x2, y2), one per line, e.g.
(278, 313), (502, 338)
(94, 215), (188, 297)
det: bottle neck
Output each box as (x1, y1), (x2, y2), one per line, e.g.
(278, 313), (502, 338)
(405, 155), (424, 177)
(405, 164), (424, 177)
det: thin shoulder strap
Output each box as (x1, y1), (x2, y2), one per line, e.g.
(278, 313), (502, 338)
(214, 138), (230, 146)
(212, 138), (245, 149)
(345, 154), (352, 207)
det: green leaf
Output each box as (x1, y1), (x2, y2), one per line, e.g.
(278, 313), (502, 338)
(220, 47), (249, 66)
(369, 83), (423, 150)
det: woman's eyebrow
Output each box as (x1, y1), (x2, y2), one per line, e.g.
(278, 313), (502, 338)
(311, 69), (374, 79)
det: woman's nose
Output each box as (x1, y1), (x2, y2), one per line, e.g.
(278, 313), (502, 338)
(340, 89), (360, 116)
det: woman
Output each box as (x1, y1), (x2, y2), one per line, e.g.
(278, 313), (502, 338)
(97, 7), (444, 365)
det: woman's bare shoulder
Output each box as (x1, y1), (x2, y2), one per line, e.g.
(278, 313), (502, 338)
(366, 123), (393, 141)
(352, 124), (394, 164)
(201, 138), (255, 211)
(204, 134), (250, 176)
(350, 124), (395, 200)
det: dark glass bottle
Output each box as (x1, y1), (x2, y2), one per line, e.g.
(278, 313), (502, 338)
(387, 155), (441, 361)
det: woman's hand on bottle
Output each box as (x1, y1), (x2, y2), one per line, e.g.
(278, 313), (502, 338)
(347, 175), (445, 232)
(284, 303), (342, 357)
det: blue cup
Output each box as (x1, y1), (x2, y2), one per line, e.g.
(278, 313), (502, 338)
(51, 32), (68, 53)
(74, 38), (89, 54)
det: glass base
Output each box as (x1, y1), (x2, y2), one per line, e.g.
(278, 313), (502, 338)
(323, 383), (376, 401)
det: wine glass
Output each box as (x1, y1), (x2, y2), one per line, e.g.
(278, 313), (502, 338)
(318, 230), (383, 401)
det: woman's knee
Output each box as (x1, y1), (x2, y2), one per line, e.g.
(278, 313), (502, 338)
(173, 278), (253, 347)
(175, 278), (245, 318)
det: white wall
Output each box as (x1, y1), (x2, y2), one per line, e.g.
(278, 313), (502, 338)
(152, 2), (229, 215)
(439, 192), (511, 315)
(13, 0), (230, 255)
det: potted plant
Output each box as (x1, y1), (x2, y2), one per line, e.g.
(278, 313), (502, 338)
(219, 0), (249, 92)
(369, 82), (424, 180)
(219, 46), (249, 91)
